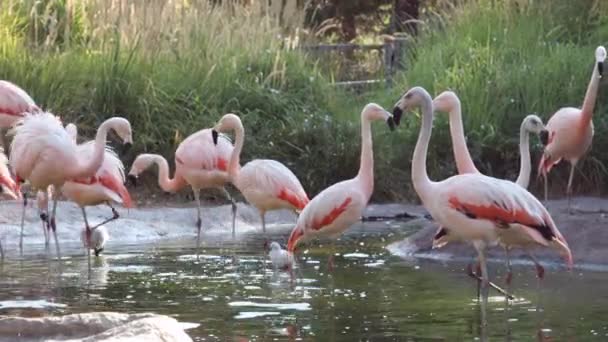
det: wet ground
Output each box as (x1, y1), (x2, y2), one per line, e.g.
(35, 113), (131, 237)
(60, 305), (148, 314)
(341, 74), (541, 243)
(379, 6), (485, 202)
(0, 198), (607, 340)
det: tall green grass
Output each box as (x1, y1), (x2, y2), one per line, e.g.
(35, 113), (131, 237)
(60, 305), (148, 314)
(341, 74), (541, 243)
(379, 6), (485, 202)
(376, 0), (608, 198)
(1, 0), (607, 202)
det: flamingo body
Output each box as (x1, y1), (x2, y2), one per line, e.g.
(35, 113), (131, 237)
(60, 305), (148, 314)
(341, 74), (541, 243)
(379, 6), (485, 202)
(62, 141), (133, 208)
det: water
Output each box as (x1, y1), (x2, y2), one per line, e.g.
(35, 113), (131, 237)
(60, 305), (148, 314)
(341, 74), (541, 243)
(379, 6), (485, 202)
(1, 227), (607, 341)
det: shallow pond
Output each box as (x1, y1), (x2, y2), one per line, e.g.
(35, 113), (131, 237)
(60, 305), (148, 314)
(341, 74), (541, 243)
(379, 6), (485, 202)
(0, 225), (607, 341)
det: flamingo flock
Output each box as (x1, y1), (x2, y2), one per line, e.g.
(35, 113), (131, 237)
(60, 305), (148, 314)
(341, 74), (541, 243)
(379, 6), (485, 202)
(0, 45), (603, 299)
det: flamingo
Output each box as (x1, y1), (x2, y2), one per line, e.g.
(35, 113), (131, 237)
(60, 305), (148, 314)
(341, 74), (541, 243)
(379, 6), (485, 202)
(431, 91), (548, 282)
(391, 86), (572, 299)
(127, 128), (237, 255)
(9, 113), (133, 260)
(0, 80), (40, 130)
(211, 113), (309, 237)
(286, 103), (395, 270)
(268, 241), (293, 272)
(80, 225), (109, 257)
(0, 147), (21, 260)
(539, 46), (606, 213)
(59, 123), (133, 267)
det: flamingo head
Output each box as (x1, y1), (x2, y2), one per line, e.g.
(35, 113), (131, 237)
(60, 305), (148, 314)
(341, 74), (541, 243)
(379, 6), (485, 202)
(431, 226), (451, 250)
(522, 114), (545, 135)
(126, 154), (158, 187)
(212, 113), (241, 145)
(107, 117), (133, 152)
(392, 86), (432, 126)
(596, 46), (606, 77)
(361, 103), (395, 131)
(0, 174), (20, 200)
(432, 91), (460, 114)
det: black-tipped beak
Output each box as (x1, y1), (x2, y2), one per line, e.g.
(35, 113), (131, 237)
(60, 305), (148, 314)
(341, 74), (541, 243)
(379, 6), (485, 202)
(387, 116), (395, 131)
(212, 129), (219, 145)
(94, 248), (104, 257)
(392, 106), (403, 126)
(122, 142), (132, 155)
(126, 174), (137, 187)
(598, 61), (604, 77)
(539, 129), (549, 146)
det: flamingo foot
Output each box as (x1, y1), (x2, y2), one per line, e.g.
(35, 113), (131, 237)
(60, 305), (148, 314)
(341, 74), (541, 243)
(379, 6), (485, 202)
(536, 264), (545, 279)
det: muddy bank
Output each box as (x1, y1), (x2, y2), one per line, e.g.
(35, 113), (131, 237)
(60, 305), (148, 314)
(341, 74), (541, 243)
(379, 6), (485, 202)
(386, 196), (608, 269)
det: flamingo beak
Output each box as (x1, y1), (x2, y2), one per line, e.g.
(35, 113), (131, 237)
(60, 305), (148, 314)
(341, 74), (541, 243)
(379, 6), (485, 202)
(392, 106), (404, 126)
(126, 174), (137, 187)
(539, 129), (549, 146)
(598, 61), (604, 78)
(212, 130), (219, 146)
(0, 176), (20, 200)
(386, 115), (396, 131)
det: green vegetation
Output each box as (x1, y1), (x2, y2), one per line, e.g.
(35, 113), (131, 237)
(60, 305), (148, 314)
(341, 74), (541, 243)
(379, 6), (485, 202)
(0, 0), (607, 202)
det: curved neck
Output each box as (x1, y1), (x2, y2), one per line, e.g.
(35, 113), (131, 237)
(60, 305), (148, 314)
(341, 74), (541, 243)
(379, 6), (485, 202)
(228, 124), (244, 183)
(68, 119), (112, 179)
(580, 63), (601, 129)
(356, 116), (374, 198)
(412, 97), (434, 201)
(515, 123), (531, 188)
(448, 102), (478, 174)
(153, 155), (183, 192)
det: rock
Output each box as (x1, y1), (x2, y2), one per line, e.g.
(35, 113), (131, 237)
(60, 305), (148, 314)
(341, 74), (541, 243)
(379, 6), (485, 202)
(0, 312), (197, 341)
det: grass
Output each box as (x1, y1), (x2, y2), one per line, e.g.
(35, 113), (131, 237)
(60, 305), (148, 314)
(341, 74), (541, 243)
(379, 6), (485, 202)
(0, 0), (607, 203)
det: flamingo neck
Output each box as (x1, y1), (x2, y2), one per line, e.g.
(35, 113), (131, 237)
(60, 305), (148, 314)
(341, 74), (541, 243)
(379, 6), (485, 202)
(228, 123), (244, 184)
(515, 123), (531, 188)
(580, 63), (601, 130)
(69, 119), (113, 179)
(448, 101), (478, 174)
(153, 155), (183, 192)
(356, 116), (374, 199)
(412, 95), (435, 201)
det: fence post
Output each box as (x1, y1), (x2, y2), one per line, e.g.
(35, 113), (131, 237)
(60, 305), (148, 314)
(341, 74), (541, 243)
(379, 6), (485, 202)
(383, 40), (395, 87)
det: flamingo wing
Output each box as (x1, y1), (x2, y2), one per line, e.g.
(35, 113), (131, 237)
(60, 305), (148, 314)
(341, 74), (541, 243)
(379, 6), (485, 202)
(73, 141), (133, 208)
(287, 181), (363, 251)
(240, 159), (309, 210)
(443, 174), (568, 247)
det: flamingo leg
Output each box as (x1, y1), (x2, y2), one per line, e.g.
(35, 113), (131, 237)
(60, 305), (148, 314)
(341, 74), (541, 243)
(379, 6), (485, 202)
(194, 189), (202, 260)
(81, 207), (93, 277)
(543, 172), (548, 203)
(566, 163), (576, 214)
(222, 188), (237, 238)
(504, 247), (513, 285)
(19, 192), (27, 256)
(50, 192), (61, 261)
(476, 246), (490, 311)
(0, 238), (4, 261)
(90, 204), (120, 230)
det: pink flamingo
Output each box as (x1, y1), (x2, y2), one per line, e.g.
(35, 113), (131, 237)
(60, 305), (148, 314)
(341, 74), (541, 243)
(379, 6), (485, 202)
(0, 80), (40, 129)
(9, 113), (133, 260)
(287, 103), (395, 270)
(0, 148), (21, 259)
(60, 123), (133, 266)
(539, 46), (606, 212)
(127, 127), (236, 254)
(211, 113), (309, 237)
(432, 91), (548, 282)
(391, 86), (572, 299)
